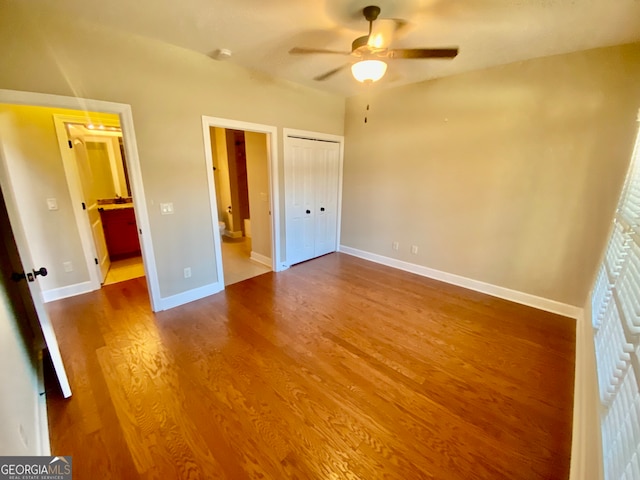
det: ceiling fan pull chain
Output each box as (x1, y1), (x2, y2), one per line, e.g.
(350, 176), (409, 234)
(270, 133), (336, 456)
(364, 88), (372, 124)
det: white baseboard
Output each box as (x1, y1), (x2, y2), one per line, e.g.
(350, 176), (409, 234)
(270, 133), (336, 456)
(42, 281), (96, 303)
(338, 245), (583, 319)
(36, 349), (51, 456)
(250, 251), (272, 268)
(157, 282), (223, 311)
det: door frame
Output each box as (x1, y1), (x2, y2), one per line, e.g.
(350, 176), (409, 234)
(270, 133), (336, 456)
(201, 116), (283, 284)
(283, 128), (345, 267)
(0, 89), (162, 311)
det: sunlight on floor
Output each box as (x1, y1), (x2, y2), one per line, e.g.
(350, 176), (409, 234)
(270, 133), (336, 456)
(221, 236), (271, 286)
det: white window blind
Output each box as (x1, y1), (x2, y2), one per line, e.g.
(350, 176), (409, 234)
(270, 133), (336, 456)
(592, 123), (640, 480)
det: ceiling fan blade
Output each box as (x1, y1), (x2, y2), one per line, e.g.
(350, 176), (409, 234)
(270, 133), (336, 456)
(289, 47), (351, 55)
(313, 64), (350, 81)
(388, 48), (459, 59)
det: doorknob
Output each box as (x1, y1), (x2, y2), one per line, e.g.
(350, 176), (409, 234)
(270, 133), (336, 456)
(306, 210), (311, 214)
(33, 267), (48, 278)
(11, 271), (26, 282)
(11, 271), (35, 282)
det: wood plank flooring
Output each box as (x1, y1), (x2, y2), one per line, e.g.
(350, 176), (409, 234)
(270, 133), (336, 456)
(44, 252), (575, 479)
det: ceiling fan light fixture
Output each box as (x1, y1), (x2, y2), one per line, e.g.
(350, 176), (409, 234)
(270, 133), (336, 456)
(351, 59), (387, 83)
(368, 19), (396, 49)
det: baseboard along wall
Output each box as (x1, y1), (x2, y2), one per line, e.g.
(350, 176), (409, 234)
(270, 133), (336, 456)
(338, 245), (582, 319)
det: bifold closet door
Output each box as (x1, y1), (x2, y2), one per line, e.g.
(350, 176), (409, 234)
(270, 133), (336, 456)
(285, 137), (340, 266)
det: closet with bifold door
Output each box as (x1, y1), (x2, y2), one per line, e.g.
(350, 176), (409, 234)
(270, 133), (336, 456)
(284, 134), (341, 266)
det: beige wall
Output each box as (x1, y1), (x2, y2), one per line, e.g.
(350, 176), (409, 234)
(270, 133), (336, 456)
(245, 132), (272, 260)
(342, 43), (640, 307)
(0, 104), (92, 290)
(0, 4), (344, 299)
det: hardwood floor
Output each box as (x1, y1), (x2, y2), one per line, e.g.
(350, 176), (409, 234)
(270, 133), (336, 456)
(44, 252), (575, 479)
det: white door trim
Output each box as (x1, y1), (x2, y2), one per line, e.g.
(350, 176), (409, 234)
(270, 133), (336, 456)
(283, 128), (345, 267)
(0, 89), (162, 311)
(201, 116), (283, 285)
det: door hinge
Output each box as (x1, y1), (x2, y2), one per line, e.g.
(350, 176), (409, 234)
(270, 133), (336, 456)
(68, 140), (73, 149)
(82, 202), (86, 210)
(94, 258), (98, 265)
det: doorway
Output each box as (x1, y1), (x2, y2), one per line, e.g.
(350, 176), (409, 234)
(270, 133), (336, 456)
(55, 117), (144, 287)
(202, 116), (284, 289)
(210, 127), (272, 285)
(0, 90), (161, 311)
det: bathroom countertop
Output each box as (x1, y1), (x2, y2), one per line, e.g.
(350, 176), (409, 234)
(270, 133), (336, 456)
(99, 203), (134, 211)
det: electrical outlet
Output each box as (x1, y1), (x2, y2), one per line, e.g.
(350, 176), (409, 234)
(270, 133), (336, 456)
(392, 241), (399, 251)
(46, 198), (59, 211)
(160, 202), (174, 215)
(63, 261), (73, 272)
(183, 267), (191, 278)
(411, 245), (419, 255)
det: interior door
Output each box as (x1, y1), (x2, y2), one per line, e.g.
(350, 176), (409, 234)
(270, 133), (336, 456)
(285, 138), (316, 265)
(285, 137), (340, 265)
(0, 135), (72, 398)
(73, 138), (110, 283)
(313, 141), (340, 257)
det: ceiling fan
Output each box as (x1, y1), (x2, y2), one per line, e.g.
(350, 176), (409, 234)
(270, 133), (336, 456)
(289, 5), (459, 83)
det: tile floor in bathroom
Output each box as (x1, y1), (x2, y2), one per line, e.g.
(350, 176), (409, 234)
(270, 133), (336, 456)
(104, 256), (145, 285)
(221, 236), (271, 286)
(102, 236), (270, 287)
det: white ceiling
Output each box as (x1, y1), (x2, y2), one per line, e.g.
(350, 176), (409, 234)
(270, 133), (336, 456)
(33, 0), (640, 97)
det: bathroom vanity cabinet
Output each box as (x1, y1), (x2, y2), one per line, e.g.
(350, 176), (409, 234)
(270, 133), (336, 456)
(99, 206), (141, 259)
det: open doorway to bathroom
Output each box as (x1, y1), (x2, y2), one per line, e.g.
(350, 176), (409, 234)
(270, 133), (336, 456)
(0, 103), (147, 302)
(58, 118), (145, 287)
(0, 91), (160, 311)
(210, 127), (272, 285)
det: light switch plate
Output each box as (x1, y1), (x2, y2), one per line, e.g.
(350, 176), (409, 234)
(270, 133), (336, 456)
(160, 202), (174, 215)
(46, 198), (58, 210)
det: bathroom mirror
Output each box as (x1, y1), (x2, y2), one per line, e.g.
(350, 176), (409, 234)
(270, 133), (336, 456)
(67, 123), (131, 199)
